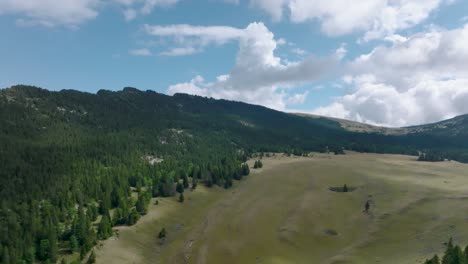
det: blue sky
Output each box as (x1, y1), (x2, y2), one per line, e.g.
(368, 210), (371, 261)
(1, 0), (468, 127)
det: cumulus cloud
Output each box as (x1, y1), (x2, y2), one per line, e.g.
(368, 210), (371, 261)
(161, 22), (337, 110)
(314, 24), (468, 127)
(250, 0), (450, 41)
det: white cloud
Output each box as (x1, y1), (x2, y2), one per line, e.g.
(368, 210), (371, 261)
(129, 48), (152, 56)
(164, 22), (337, 110)
(0, 0), (100, 28)
(277, 38), (287, 45)
(251, 0), (450, 40)
(160, 47), (199, 56)
(123, 8), (137, 21)
(0, 0), (180, 27)
(314, 24), (468, 127)
(291, 48), (306, 55)
(143, 24), (245, 44)
(223, 0), (240, 4)
(141, 0), (179, 15)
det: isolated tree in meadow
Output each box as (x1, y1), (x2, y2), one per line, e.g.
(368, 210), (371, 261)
(343, 184), (348, 192)
(254, 160), (263, 169)
(158, 228), (167, 239)
(364, 201), (370, 213)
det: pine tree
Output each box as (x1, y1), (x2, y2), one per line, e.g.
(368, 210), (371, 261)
(241, 163), (250, 176)
(48, 228), (59, 262)
(253, 160), (259, 169)
(453, 245), (464, 264)
(2, 246), (10, 264)
(182, 174), (189, 189)
(158, 228), (167, 239)
(176, 182), (184, 194)
(38, 239), (50, 261)
(97, 215), (113, 239)
(343, 184), (348, 192)
(135, 192), (148, 215)
(192, 178), (198, 190)
(464, 245), (468, 263)
(127, 208), (140, 226)
(87, 250), (96, 264)
(424, 255), (440, 264)
(70, 235), (79, 253)
(442, 238), (455, 264)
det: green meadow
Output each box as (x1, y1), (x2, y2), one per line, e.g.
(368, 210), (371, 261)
(96, 153), (468, 264)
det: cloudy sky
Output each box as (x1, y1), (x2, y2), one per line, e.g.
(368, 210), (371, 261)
(1, 0), (468, 127)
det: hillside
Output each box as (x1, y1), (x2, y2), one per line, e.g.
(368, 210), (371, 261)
(298, 113), (468, 137)
(1, 85), (468, 263)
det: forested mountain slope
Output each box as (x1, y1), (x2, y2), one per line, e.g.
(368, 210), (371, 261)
(0, 85), (468, 263)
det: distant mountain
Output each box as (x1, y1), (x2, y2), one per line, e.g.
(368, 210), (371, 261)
(299, 113), (468, 137)
(405, 114), (468, 137)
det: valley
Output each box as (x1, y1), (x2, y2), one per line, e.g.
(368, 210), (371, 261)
(96, 153), (468, 264)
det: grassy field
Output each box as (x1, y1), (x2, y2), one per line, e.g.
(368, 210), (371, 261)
(96, 152), (468, 264)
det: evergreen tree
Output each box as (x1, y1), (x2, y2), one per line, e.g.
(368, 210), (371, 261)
(135, 192), (149, 215)
(424, 255), (440, 264)
(48, 228), (59, 263)
(182, 174), (189, 189)
(87, 204), (98, 222)
(2, 246), (10, 264)
(442, 238), (455, 264)
(127, 208), (140, 226)
(70, 235), (79, 253)
(87, 250), (96, 264)
(192, 178), (198, 190)
(241, 163), (250, 176)
(176, 182), (184, 194)
(97, 215), (113, 239)
(158, 228), (167, 239)
(343, 184), (348, 192)
(38, 239), (50, 261)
